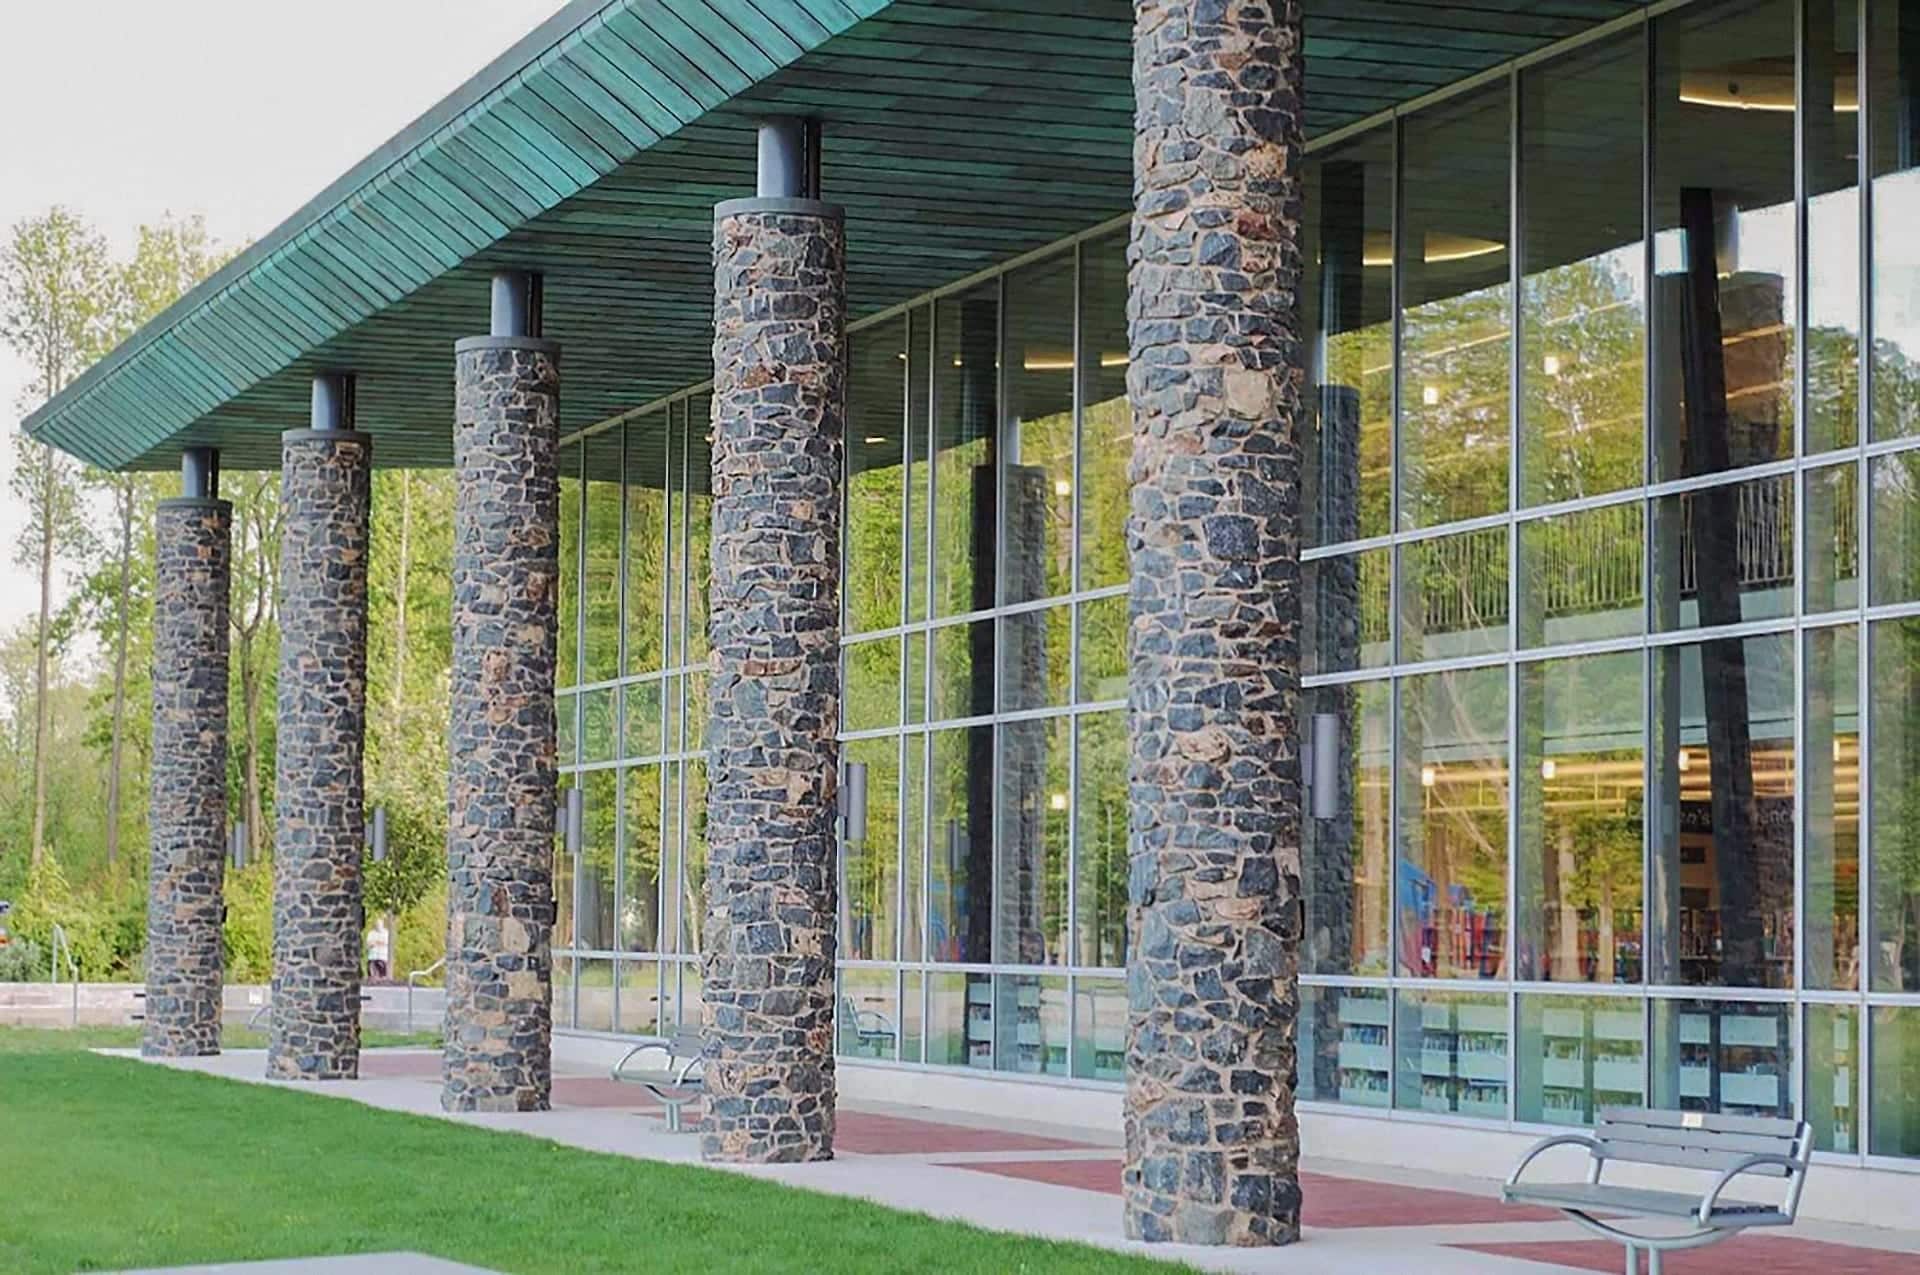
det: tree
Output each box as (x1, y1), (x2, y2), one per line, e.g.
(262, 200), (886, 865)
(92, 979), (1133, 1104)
(228, 470), (280, 859)
(86, 215), (221, 868)
(0, 208), (115, 867)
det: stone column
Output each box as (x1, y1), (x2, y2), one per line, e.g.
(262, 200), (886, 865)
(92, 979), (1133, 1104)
(146, 453), (233, 1058)
(269, 374), (372, 1080)
(703, 119), (845, 1164)
(1125, 0), (1307, 1247)
(443, 272), (560, 1113)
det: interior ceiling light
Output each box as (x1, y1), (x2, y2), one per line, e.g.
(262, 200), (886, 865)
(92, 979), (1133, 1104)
(1543, 354), (1562, 377)
(1422, 385), (1441, 406)
(1679, 59), (1857, 112)
(1362, 229), (1505, 267)
(1053, 478), (1073, 497)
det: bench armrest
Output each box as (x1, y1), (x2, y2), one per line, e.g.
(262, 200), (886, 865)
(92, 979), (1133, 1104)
(612, 1040), (674, 1080)
(1504, 1134), (1605, 1193)
(1696, 1152), (1804, 1226)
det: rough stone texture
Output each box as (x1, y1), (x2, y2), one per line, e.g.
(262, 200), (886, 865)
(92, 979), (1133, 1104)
(146, 498), (233, 1058)
(1124, 0), (1307, 1247)
(269, 429), (372, 1080)
(443, 337), (560, 1113)
(703, 198), (845, 1164)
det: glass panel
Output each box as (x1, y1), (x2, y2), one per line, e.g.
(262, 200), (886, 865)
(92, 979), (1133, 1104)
(665, 404), (687, 671)
(1077, 594), (1128, 703)
(1651, 999), (1791, 1117)
(625, 415), (669, 676)
(1870, 450), (1920, 604)
(1071, 977), (1126, 1083)
(622, 679), (662, 761)
(1303, 680), (1392, 976)
(675, 961), (704, 1032)
(576, 768), (617, 951)
(906, 628), (928, 724)
(558, 691), (578, 768)
(1806, 1004), (1860, 1153)
(1398, 666), (1510, 979)
(1304, 126), (1394, 545)
(1002, 252), (1075, 605)
(1074, 711), (1128, 968)
(577, 958), (613, 1032)
(1399, 528), (1509, 662)
(621, 764), (662, 953)
(682, 758), (707, 958)
(848, 316), (907, 635)
(901, 971), (924, 1063)
(906, 306), (933, 622)
(994, 974), (1067, 1075)
(1649, 635), (1796, 988)
(1299, 986), (1392, 1107)
(1519, 31), (1647, 506)
(931, 618), (993, 724)
(1516, 995), (1647, 1125)
(845, 635), (902, 733)
(686, 670), (707, 757)
(553, 955), (575, 1030)
(1651, 474), (1795, 632)
(1806, 0), (1862, 453)
(841, 736), (900, 963)
(1805, 626), (1861, 990)
(658, 761), (683, 956)
(581, 687), (615, 765)
(554, 808), (574, 952)
(1518, 502), (1645, 648)
(1305, 548), (1391, 674)
(930, 725), (993, 963)
(1869, 0), (1920, 441)
(998, 605), (1070, 712)
(1517, 652), (1645, 985)
(1079, 232), (1132, 588)
(582, 429), (622, 683)
(932, 284), (999, 620)
(901, 734), (925, 963)
(995, 716), (1069, 965)
(1651, 0), (1797, 480)
(928, 971), (994, 1069)
(615, 960), (661, 1037)
(1395, 989), (1510, 1119)
(1869, 617), (1920, 992)
(559, 451), (581, 688)
(663, 672), (683, 759)
(686, 395), (713, 669)
(837, 968), (899, 1060)
(1869, 1007), (1920, 1158)
(1400, 82), (1512, 529)
(1805, 462), (1861, 613)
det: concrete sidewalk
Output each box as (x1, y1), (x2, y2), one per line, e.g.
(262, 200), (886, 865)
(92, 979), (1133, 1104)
(112, 1048), (1920, 1275)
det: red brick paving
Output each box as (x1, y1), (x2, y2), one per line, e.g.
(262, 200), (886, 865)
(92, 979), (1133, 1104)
(551, 1076), (670, 1110)
(954, 1159), (1566, 1227)
(1457, 1236), (1920, 1274)
(356, 1051), (442, 1078)
(833, 1111), (1092, 1155)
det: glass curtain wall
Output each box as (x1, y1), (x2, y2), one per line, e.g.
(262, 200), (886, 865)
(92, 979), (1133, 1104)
(1301, 0), (1920, 1161)
(553, 0), (1920, 1158)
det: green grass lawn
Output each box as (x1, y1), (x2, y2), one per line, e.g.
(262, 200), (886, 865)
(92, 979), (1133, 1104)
(0, 1026), (1172, 1274)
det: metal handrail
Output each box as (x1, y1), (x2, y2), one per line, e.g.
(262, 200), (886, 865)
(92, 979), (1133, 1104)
(406, 957), (446, 1034)
(48, 923), (79, 1027)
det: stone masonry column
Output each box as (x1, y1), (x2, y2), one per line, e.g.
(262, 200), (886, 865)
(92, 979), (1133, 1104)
(702, 118), (844, 1164)
(269, 373), (372, 1079)
(1124, 0), (1308, 1246)
(145, 448), (233, 1057)
(442, 270), (560, 1112)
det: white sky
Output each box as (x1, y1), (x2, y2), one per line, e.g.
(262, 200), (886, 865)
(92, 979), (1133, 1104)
(0, 0), (571, 658)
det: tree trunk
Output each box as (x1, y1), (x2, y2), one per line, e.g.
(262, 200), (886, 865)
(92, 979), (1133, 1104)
(30, 444), (55, 868)
(241, 638), (265, 857)
(105, 480), (133, 869)
(391, 469), (411, 717)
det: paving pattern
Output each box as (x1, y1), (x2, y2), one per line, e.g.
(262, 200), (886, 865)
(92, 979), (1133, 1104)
(124, 1049), (1920, 1275)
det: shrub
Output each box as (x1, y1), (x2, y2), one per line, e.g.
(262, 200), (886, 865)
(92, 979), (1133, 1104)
(223, 860), (274, 983)
(9, 855), (119, 980)
(0, 938), (47, 982)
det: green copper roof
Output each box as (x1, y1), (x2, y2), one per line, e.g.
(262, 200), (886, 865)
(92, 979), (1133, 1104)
(24, 0), (1647, 472)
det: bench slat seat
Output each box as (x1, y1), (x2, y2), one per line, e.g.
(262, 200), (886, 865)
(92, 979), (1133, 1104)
(1504, 1182), (1785, 1223)
(610, 1027), (705, 1132)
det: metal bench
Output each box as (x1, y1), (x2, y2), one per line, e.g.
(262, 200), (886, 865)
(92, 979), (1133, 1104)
(610, 1026), (705, 1132)
(1503, 1106), (1812, 1275)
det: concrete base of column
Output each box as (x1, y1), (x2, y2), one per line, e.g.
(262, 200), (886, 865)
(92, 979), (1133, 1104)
(269, 428), (372, 1080)
(145, 497), (233, 1058)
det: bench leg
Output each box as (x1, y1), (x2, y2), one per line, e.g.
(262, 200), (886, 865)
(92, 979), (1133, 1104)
(1622, 1242), (1637, 1275)
(1646, 1249), (1661, 1275)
